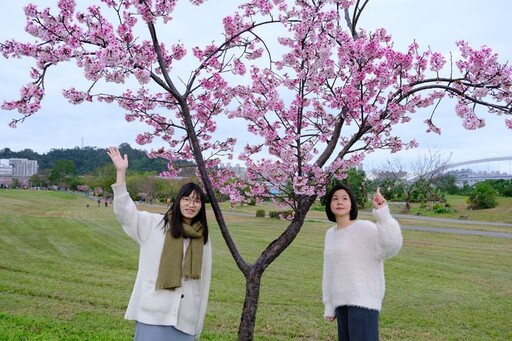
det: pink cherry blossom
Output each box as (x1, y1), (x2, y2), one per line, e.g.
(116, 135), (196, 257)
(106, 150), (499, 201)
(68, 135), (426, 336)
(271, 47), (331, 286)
(1, 0), (511, 210)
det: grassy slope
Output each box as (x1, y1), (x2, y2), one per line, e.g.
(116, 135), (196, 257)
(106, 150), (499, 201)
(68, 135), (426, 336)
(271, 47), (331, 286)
(0, 189), (511, 340)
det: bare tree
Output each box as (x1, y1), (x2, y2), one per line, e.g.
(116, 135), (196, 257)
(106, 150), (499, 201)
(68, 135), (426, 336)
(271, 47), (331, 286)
(372, 149), (452, 211)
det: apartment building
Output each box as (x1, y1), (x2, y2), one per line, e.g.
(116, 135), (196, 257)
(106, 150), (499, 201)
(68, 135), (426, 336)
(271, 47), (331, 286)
(0, 158), (38, 177)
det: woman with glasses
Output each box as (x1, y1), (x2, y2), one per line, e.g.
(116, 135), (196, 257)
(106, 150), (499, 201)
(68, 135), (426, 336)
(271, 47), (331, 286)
(107, 146), (212, 341)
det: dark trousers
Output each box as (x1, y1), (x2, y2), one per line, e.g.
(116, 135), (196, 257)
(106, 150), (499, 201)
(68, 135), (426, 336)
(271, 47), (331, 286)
(336, 306), (379, 341)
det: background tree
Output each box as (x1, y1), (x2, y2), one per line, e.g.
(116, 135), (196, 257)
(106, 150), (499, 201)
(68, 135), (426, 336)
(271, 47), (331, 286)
(125, 171), (173, 203)
(90, 163), (117, 193)
(482, 179), (512, 197)
(434, 174), (459, 195)
(467, 181), (498, 209)
(30, 173), (48, 188)
(0, 148), (38, 160)
(10, 178), (21, 189)
(0, 145), (169, 175)
(322, 167), (368, 209)
(369, 177), (403, 202)
(0, 177), (13, 189)
(2, 1), (512, 339)
(48, 159), (77, 190)
(372, 150), (452, 211)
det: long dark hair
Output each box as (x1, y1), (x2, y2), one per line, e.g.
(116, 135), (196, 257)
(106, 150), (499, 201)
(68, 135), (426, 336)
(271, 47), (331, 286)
(324, 184), (358, 222)
(162, 182), (209, 244)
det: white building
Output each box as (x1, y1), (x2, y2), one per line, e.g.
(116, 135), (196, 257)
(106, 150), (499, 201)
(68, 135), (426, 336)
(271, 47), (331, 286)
(0, 158), (38, 177)
(0, 159), (12, 176)
(220, 162), (247, 180)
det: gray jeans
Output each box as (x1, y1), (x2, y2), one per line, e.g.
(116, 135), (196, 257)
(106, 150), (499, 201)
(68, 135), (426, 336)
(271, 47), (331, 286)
(134, 321), (194, 341)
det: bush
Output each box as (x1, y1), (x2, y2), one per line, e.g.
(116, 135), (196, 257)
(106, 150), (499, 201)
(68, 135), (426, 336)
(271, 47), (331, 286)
(432, 203), (455, 214)
(467, 182), (498, 209)
(268, 210), (294, 219)
(256, 209), (266, 218)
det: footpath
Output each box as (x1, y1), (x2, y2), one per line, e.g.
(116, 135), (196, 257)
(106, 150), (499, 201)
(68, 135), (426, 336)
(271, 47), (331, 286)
(223, 210), (512, 239)
(355, 212), (512, 239)
(117, 197), (512, 239)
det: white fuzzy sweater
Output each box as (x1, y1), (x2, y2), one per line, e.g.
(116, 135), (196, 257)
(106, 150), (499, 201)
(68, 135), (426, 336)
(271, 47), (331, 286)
(112, 183), (212, 338)
(322, 205), (402, 317)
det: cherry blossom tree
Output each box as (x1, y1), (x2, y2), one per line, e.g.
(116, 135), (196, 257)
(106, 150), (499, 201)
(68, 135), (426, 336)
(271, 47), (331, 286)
(2, 0), (512, 339)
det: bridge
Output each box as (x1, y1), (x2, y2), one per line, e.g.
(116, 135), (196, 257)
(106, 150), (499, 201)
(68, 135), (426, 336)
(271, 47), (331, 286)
(446, 156), (512, 185)
(446, 156), (512, 170)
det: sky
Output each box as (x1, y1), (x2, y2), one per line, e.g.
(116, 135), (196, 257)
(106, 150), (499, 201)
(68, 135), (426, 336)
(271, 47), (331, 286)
(0, 0), (511, 173)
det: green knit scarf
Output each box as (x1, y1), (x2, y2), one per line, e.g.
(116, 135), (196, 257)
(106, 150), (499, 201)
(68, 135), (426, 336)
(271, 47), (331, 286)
(155, 221), (204, 290)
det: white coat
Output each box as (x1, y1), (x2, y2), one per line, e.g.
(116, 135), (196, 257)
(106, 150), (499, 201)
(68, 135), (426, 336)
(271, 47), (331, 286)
(112, 183), (212, 338)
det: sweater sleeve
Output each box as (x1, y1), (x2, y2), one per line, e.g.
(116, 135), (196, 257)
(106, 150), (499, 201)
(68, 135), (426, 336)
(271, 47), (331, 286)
(322, 229), (335, 318)
(372, 204), (403, 260)
(111, 182), (157, 244)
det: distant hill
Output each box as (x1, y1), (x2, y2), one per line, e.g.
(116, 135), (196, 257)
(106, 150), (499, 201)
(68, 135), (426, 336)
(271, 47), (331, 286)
(0, 143), (185, 175)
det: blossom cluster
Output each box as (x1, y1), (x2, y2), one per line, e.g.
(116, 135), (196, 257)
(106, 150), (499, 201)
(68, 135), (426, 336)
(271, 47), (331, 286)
(1, 0), (511, 207)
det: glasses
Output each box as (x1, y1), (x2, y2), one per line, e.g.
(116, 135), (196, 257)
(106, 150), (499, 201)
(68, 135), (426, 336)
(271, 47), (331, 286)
(181, 197), (202, 207)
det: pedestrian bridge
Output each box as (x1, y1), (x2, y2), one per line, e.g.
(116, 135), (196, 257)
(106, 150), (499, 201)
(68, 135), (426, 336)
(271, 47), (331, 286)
(447, 156), (512, 170)
(447, 156), (512, 184)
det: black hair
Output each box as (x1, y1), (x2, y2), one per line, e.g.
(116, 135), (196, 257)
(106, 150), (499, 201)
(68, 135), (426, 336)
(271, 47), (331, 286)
(324, 184), (358, 222)
(162, 182), (209, 244)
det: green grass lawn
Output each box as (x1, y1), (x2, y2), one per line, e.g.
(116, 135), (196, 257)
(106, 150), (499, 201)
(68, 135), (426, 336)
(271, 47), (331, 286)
(0, 189), (511, 340)
(404, 195), (512, 224)
(228, 194), (512, 223)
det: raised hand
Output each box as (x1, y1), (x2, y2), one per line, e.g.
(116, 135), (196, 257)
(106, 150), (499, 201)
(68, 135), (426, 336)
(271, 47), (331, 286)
(107, 146), (128, 172)
(372, 186), (387, 209)
(107, 147), (128, 185)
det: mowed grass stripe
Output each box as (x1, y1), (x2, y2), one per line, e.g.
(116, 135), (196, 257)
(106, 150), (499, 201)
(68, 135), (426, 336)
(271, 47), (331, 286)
(1, 189), (511, 340)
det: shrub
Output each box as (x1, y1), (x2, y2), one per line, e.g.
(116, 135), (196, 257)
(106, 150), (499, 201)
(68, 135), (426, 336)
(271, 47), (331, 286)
(467, 182), (498, 209)
(269, 210), (294, 219)
(256, 209), (266, 218)
(432, 203), (455, 214)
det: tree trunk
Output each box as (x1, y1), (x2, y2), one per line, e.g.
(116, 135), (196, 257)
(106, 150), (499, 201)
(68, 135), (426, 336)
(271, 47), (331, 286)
(237, 267), (262, 341)
(404, 191), (412, 212)
(404, 199), (411, 211)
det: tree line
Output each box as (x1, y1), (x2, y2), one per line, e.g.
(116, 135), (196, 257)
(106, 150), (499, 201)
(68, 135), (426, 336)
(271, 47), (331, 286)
(1, 143), (198, 201)
(2, 144), (510, 211)
(0, 143), (170, 174)
(327, 168), (511, 212)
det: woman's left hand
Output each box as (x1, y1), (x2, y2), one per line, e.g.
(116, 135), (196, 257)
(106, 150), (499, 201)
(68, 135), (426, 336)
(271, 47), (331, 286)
(325, 316), (336, 323)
